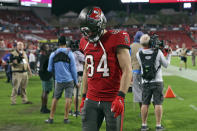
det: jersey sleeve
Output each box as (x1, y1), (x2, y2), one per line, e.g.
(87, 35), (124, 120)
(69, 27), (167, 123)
(79, 37), (86, 54)
(115, 31), (131, 50)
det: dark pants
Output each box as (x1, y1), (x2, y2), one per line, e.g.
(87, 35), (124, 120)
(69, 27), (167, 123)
(30, 62), (36, 73)
(5, 64), (12, 82)
(82, 99), (122, 131)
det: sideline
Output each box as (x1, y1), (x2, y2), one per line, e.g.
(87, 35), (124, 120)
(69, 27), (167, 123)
(189, 105), (197, 111)
(162, 65), (197, 82)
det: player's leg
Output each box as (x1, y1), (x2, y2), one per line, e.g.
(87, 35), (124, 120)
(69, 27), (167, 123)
(102, 101), (122, 131)
(141, 83), (152, 130)
(47, 82), (63, 120)
(152, 82), (164, 130)
(11, 73), (22, 104)
(133, 72), (143, 111)
(73, 86), (81, 116)
(41, 78), (53, 113)
(21, 72), (29, 103)
(82, 99), (103, 131)
(184, 57), (187, 69)
(64, 81), (74, 122)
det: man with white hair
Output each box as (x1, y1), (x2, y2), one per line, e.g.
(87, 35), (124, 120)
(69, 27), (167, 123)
(136, 34), (171, 131)
(10, 41), (32, 105)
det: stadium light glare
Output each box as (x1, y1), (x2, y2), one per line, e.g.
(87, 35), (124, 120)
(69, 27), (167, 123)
(121, 0), (131, 3)
(121, 0), (149, 3)
(183, 2), (192, 9)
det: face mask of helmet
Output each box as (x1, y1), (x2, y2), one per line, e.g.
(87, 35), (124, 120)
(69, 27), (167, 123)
(79, 7), (107, 43)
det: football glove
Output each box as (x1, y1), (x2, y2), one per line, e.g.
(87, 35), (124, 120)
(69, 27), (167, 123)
(80, 94), (86, 113)
(111, 91), (125, 118)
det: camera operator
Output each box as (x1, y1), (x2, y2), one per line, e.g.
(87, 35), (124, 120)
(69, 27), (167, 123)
(10, 41), (32, 105)
(136, 34), (171, 131)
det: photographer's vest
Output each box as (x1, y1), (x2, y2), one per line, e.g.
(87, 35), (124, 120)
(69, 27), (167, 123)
(130, 43), (142, 70)
(180, 48), (187, 57)
(11, 50), (28, 72)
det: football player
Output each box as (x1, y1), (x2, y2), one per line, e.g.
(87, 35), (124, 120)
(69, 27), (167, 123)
(79, 6), (132, 131)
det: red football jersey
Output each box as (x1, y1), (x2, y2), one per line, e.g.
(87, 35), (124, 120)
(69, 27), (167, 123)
(80, 30), (130, 102)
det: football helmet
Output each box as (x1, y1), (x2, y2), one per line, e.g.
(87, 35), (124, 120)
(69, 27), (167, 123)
(78, 6), (107, 43)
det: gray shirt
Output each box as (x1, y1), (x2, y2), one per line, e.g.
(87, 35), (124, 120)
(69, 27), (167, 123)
(136, 48), (171, 83)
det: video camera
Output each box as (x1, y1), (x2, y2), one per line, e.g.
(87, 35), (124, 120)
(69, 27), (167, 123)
(149, 34), (171, 53)
(12, 53), (23, 64)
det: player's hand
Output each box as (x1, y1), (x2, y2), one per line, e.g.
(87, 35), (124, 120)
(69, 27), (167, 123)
(29, 72), (32, 77)
(80, 94), (86, 113)
(111, 91), (125, 118)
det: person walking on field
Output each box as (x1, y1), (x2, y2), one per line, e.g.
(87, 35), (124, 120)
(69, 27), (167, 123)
(45, 36), (79, 124)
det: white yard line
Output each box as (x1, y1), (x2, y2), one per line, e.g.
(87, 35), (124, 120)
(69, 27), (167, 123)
(162, 65), (197, 82)
(189, 105), (197, 111)
(176, 96), (184, 101)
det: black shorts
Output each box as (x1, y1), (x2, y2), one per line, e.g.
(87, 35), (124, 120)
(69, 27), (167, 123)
(81, 98), (122, 131)
(180, 56), (187, 63)
(142, 82), (164, 105)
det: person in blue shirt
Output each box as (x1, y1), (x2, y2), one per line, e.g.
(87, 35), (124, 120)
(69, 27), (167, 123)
(45, 36), (79, 124)
(2, 52), (12, 83)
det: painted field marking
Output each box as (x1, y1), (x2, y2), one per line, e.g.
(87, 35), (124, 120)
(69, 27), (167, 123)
(189, 105), (197, 111)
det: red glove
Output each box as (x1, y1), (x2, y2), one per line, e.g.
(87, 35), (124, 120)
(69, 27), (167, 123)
(80, 94), (86, 113)
(111, 91), (125, 118)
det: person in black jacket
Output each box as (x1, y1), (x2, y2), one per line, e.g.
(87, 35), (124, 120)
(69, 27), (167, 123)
(39, 44), (53, 113)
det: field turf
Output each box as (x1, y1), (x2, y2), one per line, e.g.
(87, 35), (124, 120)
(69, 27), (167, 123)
(0, 75), (197, 131)
(171, 56), (197, 70)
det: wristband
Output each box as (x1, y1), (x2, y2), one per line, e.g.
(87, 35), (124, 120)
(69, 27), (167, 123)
(118, 91), (125, 98)
(82, 93), (86, 98)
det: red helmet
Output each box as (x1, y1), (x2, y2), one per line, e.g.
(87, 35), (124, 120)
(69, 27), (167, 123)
(78, 6), (107, 43)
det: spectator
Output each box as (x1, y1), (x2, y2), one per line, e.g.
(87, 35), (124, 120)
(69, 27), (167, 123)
(70, 40), (85, 117)
(2, 52), (12, 83)
(10, 41), (32, 105)
(29, 50), (36, 74)
(130, 31), (144, 113)
(38, 44), (53, 113)
(45, 36), (79, 124)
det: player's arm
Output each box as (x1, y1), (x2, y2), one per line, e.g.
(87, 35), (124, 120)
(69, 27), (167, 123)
(117, 47), (132, 94)
(82, 63), (88, 94)
(111, 47), (132, 118)
(80, 62), (88, 112)
(25, 53), (32, 77)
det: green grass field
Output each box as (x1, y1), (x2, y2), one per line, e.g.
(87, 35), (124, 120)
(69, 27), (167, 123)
(0, 57), (197, 131)
(0, 75), (197, 131)
(171, 56), (197, 70)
